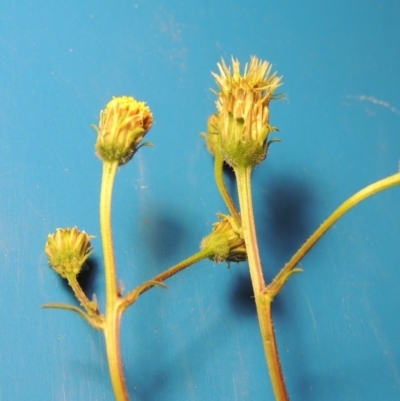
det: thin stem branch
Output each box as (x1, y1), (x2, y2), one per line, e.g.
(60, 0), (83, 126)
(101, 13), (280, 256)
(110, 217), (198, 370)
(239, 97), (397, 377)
(66, 275), (92, 309)
(122, 248), (214, 310)
(235, 165), (289, 401)
(66, 275), (103, 326)
(214, 153), (240, 225)
(42, 302), (103, 330)
(271, 172), (400, 294)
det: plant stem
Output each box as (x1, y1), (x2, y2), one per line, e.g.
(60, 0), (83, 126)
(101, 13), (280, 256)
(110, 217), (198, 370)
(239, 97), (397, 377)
(66, 275), (93, 309)
(101, 161), (120, 304)
(104, 303), (127, 401)
(271, 172), (400, 294)
(122, 248), (214, 309)
(66, 275), (103, 326)
(235, 165), (289, 401)
(214, 153), (240, 225)
(259, 296), (289, 401)
(100, 160), (129, 401)
(138, 248), (214, 296)
(235, 166), (266, 292)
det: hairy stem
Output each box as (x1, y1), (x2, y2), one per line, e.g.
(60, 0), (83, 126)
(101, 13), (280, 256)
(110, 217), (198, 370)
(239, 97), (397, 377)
(258, 295), (289, 401)
(100, 160), (129, 401)
(104, 304), (127, 401)
(66, 275), (93, 310)
(235, 166), (266, 292)
(101, 161), (119, 303)
(235, 165), (289, 401)
(66, 275), (103, 326)
(271, 172), (400, 294)
(214, 153), (240, 225)
(122, 248), (214, 310)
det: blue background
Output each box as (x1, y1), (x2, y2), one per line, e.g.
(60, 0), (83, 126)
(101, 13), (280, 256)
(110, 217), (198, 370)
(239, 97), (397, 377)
(0, 1), (399, 400)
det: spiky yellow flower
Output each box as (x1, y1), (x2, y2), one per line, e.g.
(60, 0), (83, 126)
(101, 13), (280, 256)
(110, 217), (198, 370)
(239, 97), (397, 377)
(212, 56), (283, 168)
(201, 215), (247, 263)
(45, 227), (93, 278)
(93, 96), (153, 165)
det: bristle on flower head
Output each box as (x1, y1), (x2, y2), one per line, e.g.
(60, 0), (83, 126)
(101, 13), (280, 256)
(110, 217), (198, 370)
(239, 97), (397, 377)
(210, 56), (283, 169)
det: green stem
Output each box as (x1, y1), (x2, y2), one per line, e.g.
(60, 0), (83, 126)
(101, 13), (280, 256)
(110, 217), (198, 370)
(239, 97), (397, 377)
(100, 160), (129, 401)
(235, 165), (289, 401)
(235, 166), (266, 292)
(215, 153), (240, 225)
(104, 304), (127, 401)
(122, 248), (213, 310)
(271, 172), (400, 294)
(66, 275), (103, 326)
(66, 275), (93, 310)
(101, 161), (120, 304)
(259, 296), (289, 401)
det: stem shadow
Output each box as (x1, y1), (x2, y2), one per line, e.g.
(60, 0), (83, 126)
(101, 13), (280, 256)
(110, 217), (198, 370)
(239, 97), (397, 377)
(136, 204), (189, 271)
(257, 172), (318, 278)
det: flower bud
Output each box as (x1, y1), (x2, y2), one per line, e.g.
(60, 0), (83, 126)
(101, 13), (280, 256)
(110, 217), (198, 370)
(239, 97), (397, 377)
(201, 215), (247, 263)
(93, 96), (153, 165)
(45, 227), (93, 278)
(212, 56), (283, 168)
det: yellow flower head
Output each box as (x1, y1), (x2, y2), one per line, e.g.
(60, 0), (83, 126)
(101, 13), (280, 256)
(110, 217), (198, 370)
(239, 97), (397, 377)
(94, 96), (153, 165)
(45, 227), (93, 278)
(212, 56), (283, 168)
(201, 215), (247, 263)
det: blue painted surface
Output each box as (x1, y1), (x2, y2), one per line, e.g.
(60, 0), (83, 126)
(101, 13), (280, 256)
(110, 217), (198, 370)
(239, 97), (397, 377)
(0, 1), (399, 400)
